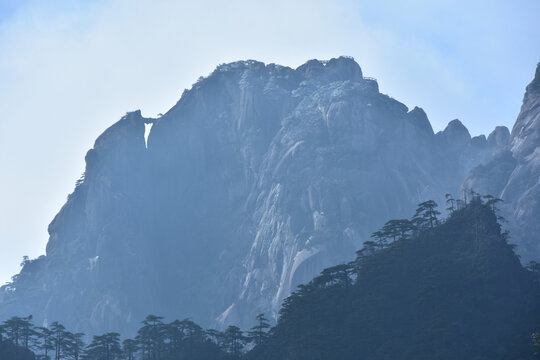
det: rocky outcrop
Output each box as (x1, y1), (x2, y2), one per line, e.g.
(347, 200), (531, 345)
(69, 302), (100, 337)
(487, 126), (511, 148)
(0, 57), (519, 335)
(463, 62), (540, 263)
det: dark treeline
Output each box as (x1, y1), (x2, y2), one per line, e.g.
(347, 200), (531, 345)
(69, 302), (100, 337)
(2, 192), (540, 360)
(0, 312), (272, 360)
(248, 192), (540, 359)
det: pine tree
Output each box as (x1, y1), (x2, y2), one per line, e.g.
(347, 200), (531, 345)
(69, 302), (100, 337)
(178, 319), (204, 341)
(121, 339), (138, 360)
(136, 315), (165, 360)
(205, 329), (224, 348)
(51, 321), (67, 360)
(84, 333), (121, 360)
(2, 316), (22, 346)
(64, 332), (85, 360)
(164, 320), (183, 355)
(359, 241), (378, 257)
(248, 314), (271, 346)
(37, 326), (55, 359)
(370, 230), (388, 249)
(482, 194), (503, 213)
(445, 193), (456, 213)
(412, 200), (440, 229)
(1, 315), (39, 351)
(223, 326), (246, 356)
(316, 264), (354, 289)
(382, 219), (415, 241)
(19, 316), (38, 351)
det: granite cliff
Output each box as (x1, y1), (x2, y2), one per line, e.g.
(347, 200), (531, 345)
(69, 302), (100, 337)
(463, 62), (540, 263)
(0, 57), (527, 335)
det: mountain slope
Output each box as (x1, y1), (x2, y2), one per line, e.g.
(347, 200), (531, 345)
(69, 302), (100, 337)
(0, 57), (510, 334)
(249, 199), (540, 360)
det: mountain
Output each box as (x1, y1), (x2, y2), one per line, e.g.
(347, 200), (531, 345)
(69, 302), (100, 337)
(248, 199), (540, 360)
(5, 199), (537, 360)
(463, 62), (540, 263)
(0, 57), (523, 335)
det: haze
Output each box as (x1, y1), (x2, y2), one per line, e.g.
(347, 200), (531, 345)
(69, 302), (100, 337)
(0, 0), (539, 286)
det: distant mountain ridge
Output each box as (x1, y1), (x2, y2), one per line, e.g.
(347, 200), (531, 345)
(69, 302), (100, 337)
(463, 62), (540, 263)
(0, 57), (535, 336)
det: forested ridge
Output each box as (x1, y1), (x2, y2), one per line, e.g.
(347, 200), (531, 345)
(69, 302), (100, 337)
(2, 194), (540, 359)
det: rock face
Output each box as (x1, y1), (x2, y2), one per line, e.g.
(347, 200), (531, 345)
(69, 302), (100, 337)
(463, 62), (540, 263)
(0, 57), (521, 335)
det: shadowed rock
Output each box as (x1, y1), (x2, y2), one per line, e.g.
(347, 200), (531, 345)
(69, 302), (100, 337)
(0, 57), (531, 336)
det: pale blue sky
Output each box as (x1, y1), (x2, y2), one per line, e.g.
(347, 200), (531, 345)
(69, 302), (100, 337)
(0, 0), (539, 285)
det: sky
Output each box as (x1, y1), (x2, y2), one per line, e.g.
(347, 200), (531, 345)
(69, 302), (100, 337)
(0, 0), (539, 285)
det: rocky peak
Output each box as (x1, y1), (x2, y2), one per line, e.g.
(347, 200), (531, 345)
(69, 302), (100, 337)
(296, 56), (363, 83)
(440, 119), (471, 145)
(511, 62), (540, 159)
(525, 62), (540, 98)
(406, 106), (434, 136)
(487, 125), (510, 149)
(47, 110), (151, 260)
(471, 135), (488, 149)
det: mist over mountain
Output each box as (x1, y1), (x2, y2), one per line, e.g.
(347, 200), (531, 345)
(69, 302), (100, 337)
(4, 198), (538, 360)
(0, 57), (536, 337)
